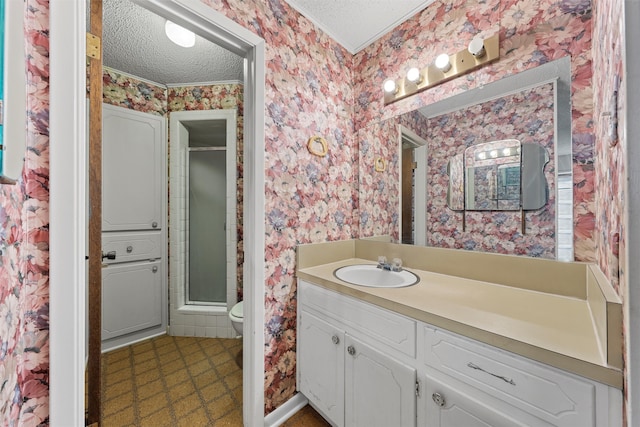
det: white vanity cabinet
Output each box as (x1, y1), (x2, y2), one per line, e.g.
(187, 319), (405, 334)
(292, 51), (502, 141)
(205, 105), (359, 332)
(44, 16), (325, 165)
(297, 280), (417, 427)
(297, 279), (621, 427)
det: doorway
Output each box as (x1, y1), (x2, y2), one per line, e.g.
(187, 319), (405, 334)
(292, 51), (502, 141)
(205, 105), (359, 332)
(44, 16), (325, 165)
(48, 0), (266, 425)
(170, 109), (239, 335)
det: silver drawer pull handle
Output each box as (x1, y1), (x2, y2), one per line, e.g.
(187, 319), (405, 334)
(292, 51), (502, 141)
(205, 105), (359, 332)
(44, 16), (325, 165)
(126, 246), (133, 253)
(467, 362), (516, 386)
(152, 266), (158, 273)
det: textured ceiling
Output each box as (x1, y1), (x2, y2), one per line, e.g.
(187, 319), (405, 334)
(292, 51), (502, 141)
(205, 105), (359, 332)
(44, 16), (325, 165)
(285, 0), (435, 54)
(102, 0), (244, 85)
(103, 0), (434, 85)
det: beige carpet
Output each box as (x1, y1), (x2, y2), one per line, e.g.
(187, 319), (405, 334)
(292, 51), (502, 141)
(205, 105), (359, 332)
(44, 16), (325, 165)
(100, 335), (329, 426)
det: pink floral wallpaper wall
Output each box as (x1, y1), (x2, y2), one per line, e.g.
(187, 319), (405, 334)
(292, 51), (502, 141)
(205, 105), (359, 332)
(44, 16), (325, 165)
(427, 84), (556, 258)
(353, 0), (596, 263)
(0, 0), (50, 425)
(102, 70), (246, 298)
(198, 0), (357, 412)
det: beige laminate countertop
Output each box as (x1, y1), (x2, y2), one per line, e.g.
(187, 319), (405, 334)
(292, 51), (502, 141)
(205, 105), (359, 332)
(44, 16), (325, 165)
(297, 257), (623, 388)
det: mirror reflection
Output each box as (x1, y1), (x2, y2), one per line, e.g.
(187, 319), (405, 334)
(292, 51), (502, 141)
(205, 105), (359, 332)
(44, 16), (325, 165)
(359, 58), (573, 261)
(463, 139), (522, 211)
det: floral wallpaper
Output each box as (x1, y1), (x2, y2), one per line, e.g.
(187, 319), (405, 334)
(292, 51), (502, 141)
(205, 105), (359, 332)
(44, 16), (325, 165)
(0, 0), (50, 425)
(427, 84), (556, 258)
(198, 0), (357, 412)
(102, 71), (246, 299)
(353, 0), (596, 263)
(0, 0), (631, 424)
(102, 68), (167, 116)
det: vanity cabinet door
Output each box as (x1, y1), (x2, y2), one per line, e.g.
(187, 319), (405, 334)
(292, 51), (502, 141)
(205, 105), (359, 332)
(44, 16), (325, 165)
(345, 335), (417, 427)
(298, 310), (345, 427)
(424, 373), (545, 427)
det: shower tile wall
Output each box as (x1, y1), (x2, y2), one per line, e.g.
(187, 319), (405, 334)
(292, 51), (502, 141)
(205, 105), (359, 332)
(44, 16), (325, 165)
(102, 68), (244, 339)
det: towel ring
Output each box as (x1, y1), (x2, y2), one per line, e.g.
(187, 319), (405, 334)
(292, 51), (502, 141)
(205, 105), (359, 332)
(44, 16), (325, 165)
(307, 136), (328, 157)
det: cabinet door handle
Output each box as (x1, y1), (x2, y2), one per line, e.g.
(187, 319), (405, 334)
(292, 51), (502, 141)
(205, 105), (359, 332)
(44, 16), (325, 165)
(152, 266), (158, 273)
(152, 221), (158, 228)
(347, 345), (356, 356)
(126, 245), (133, 253)
(467, 362), (516, 386)
(432, 392), (446, 407)
(101, 251), (116, 261)
(331, 335), (340, 345)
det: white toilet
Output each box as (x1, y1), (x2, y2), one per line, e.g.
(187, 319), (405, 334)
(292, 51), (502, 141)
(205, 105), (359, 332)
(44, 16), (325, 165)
(229, 301), (243, 336)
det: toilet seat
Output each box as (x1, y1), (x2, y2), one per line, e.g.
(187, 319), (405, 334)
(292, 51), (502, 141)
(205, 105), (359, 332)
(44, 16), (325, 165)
(230, 301), (243, 319)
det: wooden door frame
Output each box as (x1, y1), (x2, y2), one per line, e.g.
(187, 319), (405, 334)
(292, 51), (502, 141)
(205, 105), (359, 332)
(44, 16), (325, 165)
(49, 0), (266, 425)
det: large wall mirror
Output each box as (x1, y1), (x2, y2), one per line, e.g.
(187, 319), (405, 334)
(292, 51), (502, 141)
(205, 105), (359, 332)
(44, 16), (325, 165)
(359, 57), (573, 261)
(0, 0), (27, 183)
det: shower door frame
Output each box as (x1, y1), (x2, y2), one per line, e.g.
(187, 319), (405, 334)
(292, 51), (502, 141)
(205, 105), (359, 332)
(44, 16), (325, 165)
(170, 109), (238, 314)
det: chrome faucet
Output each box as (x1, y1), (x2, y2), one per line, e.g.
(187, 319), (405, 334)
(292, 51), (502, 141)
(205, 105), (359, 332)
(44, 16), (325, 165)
(377, 256), (403, 272)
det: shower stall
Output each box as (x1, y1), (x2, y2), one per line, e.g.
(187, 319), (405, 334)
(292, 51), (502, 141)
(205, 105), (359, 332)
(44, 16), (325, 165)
(169, 109), (238, 337)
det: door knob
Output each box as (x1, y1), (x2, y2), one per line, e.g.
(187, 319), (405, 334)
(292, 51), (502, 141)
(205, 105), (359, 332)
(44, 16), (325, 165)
(331, 335), (340, 345)
(432, 392), (446, 407)
(102, 251), (116, 260)
(347, 345), (356, 356)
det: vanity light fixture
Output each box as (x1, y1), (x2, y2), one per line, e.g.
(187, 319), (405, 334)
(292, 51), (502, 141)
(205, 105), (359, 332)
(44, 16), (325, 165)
(434, 53), (451, 72)
(383, 34), (500, 105)
(165, 20), (195, 48)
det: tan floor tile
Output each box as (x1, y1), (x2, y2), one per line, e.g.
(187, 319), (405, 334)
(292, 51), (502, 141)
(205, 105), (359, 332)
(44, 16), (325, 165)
(105, 366), (133, 386)
(101, 405), (136, 427)
(133, 349), (156, 364)
(176, 408), (210, 427)
(136, 378), (163, 401)
(135, 368), (161, 387)
(214, 408), (243, 426)
(139, 407), (174, 427)
(193, 370), (219, 390)
(139, 392), (169, 418)
(188, 359), (211, 377)
(211, 351), (232, 367)
(104, 379), (133, 401)
(132, 341), (154, 354)
(223, 372), (242, 391)
(172, 395), (202, 418)
(199, 380), (227, 403)
(217, 360), (240, 378)
(157, 350), (182, 367)
(107, 357), (133, 374)
(206, 394), (237, 420)
(168, 380), (197, 402)
(164, 368), (190, 388)
(103, 391), (134, 417)
(183, 351), (207, 367)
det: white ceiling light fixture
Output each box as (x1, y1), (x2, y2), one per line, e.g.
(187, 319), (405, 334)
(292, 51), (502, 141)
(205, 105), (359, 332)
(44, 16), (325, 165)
(165, 20), (195, 48)
(435, 53), (451, 72)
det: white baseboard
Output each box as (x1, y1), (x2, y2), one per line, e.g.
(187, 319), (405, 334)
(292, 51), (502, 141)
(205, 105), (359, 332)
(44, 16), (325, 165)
(263, 393), (309, 427)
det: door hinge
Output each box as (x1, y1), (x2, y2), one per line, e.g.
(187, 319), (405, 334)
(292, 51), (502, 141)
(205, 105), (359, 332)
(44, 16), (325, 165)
(415, 379), (420, 397)
(86, 33), (101, 60)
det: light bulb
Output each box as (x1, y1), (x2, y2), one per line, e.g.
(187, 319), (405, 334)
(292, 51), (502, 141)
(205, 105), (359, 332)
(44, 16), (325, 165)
(468, 38), (486, 58)
(165, 20), (195, 48)
(490, 150), (498, 158)
(435, 53), (451, 72)
(406, 67), (422, 83)
(478, 152), (486, 160)
(502, 148), (511, 156)
(383, 79), (397, 93)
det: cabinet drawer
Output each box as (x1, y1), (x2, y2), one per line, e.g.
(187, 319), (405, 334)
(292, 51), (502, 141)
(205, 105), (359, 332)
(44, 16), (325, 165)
(102, 231), (163, 264)
(299, 280), (416, 357)
(423, 325), (596, 427)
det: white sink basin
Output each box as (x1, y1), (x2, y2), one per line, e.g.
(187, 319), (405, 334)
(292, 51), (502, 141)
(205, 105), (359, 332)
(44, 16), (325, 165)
(333, 264), (420, 288)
